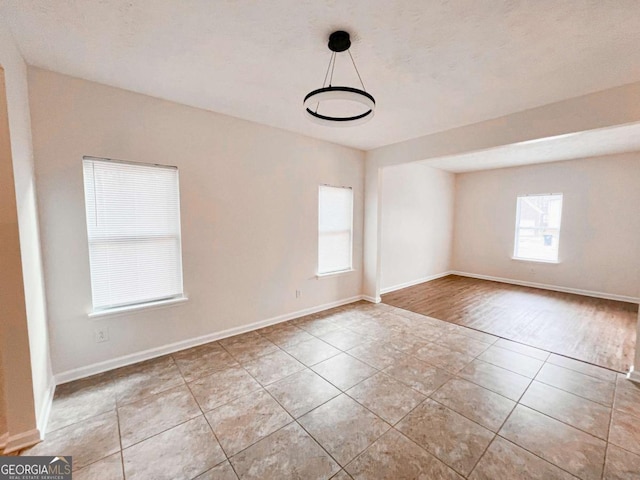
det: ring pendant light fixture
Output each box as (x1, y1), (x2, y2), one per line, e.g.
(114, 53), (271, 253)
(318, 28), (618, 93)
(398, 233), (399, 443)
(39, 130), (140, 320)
(303, 31), (375, 126)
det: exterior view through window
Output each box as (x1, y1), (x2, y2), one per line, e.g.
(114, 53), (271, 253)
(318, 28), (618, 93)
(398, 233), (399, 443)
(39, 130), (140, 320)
(513, 193), (563, 262)
(318, 185), (353, 275)
(82, 157), (184, 312)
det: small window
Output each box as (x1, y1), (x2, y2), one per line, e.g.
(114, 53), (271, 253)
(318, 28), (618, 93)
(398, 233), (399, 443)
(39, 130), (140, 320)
(513, 193), (563, 263)
(318, 185), (353, 275)
(82, 157), (184, 312)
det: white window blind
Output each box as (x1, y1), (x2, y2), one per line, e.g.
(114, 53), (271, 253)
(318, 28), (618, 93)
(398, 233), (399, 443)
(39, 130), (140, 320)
(514, 193), (563, 262)
(82, 157), (184, 311)
(318, 185), (353, 274)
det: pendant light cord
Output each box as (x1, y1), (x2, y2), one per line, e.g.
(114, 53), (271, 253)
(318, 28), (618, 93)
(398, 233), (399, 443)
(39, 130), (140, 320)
(316, 48), (367, 113)
(322, 52), (335, 88)
(317, 51), (336, 113)
(329, 51), (337, 87)
(348, 49), (366, 91)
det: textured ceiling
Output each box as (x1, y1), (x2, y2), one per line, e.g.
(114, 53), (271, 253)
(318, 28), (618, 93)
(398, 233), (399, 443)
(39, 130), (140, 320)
(424, 122), (640, 172)
(2, 0), (640, 150)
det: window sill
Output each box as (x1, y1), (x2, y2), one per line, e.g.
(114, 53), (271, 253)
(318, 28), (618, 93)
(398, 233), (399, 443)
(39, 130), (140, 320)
(88, 296), (188, 318)
(316, 269), (356, 279)
(511, 257), (560, 265)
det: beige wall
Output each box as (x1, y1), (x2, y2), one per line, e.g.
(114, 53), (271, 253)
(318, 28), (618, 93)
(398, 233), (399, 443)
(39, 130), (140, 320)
(28, 68), (365, 378)
(453, 154), (640, 300)
(0, 19), (52, 451)
(380, 163), (454, 292)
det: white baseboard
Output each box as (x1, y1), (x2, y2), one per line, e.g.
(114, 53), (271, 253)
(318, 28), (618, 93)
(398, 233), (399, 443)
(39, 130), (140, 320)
(0, 382), (52, 451)
(380, 271), (453, 295)
(54, 295), (364, 385)
(3, 428), (42, 454)
(627, 366), (640, 384)
(361, 295), (381, 303)
(36, 379), (56, 438)
(451, 271), (640, 304)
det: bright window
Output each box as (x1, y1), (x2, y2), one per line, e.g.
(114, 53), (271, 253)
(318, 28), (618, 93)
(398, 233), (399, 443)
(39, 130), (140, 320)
(318, 185), (353, 274)
(82, 157), (184, 311)
(513, 193), (563, 263)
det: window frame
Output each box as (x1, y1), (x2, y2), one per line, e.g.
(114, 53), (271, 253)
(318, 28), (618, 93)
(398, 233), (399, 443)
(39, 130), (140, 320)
(82, 156), (186, 314)
(512, 192), (563, 264)
(317, 184), (354, 276)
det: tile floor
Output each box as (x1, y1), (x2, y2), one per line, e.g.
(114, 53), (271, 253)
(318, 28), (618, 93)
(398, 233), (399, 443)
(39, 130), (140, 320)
(20, 301), (640, 479)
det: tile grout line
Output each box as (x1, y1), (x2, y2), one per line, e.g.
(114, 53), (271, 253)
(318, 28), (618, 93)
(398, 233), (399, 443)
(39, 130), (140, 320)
(464, 377), (537, 477)
(420, 392), (499, 477)
(494, 433), (581, 480)
(43, 376), (119, 436)
(495, 403), (608, 478)
(292, 418), (346, 472)
(524, 358), (615, 442)
(114, 407), (125, 479)
(49, 378), (124, 476)
(600, 376), (624, 480)
(113, 355), (188, 409)
(374, 389), (474, 476)
(182, 375), (238, 479)
(42, 406), (116, 438)
(519, 383), (613, 441)
(466, 434), (500, 479)
(221, 363), (344, 474)
(387, 425), (468, 478)
(533, 371), (614, 407)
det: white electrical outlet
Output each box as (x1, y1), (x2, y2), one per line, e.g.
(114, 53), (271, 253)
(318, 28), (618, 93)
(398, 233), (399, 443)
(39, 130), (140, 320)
(95, 326), (109, 343)
(296, 289), (301, 298)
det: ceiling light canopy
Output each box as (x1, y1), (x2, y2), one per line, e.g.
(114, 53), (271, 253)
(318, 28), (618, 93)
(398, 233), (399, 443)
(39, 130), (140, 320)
(304, 31), (375, 127)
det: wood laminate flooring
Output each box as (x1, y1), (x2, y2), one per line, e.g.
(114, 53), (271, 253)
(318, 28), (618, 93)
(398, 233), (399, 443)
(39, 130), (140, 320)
(382, 275), (638, 372)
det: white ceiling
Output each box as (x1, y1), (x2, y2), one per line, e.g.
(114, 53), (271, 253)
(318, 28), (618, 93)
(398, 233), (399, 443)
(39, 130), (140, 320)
(423, 122), (640, 172)
(2, 1), (640, 151)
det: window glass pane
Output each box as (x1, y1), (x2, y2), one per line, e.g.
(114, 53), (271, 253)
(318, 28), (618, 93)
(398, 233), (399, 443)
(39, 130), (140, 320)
(83, 158), (184, 310)
(514, 194), (563, 262)
(318, 185), (353, 274)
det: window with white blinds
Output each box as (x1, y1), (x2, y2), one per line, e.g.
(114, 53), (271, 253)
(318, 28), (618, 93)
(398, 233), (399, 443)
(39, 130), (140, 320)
(82, 157), (184, 311)
(318, 185), (353, 275)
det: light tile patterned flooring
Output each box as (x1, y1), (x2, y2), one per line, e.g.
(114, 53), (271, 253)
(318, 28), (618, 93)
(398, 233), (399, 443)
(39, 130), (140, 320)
(21, 301), (640, 479)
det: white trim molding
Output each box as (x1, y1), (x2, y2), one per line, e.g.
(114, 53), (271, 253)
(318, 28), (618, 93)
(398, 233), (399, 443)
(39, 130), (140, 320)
(451, 271), (640, 304)
(361, 295), (381, 303)
(3, 428), (42, 454)
(36, 379), (56, 438)
(88, 296), (188, 319)
(55, 295), (365, 385)
(380, 271), (453, 295)
(316, 269), (356, 279)
(627, 366), (640, 384)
